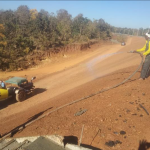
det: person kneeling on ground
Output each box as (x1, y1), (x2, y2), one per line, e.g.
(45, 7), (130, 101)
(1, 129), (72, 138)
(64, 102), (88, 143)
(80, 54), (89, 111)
(133, 32), (150, 80)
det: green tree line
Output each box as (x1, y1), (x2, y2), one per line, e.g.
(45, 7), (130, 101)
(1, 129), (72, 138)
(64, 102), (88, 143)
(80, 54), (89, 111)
(111, 26), (149, 36)
(0, 6), (112, 71)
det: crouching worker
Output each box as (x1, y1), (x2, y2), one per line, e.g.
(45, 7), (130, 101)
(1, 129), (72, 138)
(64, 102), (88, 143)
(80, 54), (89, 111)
(133, 32), (150, 80)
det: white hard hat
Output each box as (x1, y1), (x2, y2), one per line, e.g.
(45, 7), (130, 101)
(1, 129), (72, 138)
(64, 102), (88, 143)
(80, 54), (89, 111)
(145, 32), (150, 38)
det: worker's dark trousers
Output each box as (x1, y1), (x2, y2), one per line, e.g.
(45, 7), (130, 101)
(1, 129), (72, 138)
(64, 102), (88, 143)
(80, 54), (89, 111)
(141, 55), (150, 79)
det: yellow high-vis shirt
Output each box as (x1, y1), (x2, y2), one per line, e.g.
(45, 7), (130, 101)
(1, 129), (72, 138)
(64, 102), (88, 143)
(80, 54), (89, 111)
(137, 40), (150, 56)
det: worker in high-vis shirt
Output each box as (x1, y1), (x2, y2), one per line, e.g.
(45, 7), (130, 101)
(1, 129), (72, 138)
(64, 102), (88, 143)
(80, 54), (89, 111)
(134, 32), (150, 80)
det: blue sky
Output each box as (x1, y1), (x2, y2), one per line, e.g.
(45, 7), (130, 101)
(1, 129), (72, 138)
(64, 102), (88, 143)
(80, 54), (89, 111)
(0, 1), (150, 29)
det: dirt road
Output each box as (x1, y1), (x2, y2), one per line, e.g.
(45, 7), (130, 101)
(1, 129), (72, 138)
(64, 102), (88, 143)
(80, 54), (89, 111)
(0, 36), (148, 150)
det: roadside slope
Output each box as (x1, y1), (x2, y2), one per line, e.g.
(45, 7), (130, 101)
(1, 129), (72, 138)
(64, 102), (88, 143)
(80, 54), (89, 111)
(0, 36), (148, 150)
(14, 66), (150, 150)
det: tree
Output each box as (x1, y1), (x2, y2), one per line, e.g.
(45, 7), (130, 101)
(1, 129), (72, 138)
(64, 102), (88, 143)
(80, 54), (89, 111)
(72, 14), (91, 42)
(0, 6), (115, 70)
(16, 5), (30, 25)
(0, 24), (7, 49)
(56, 9), (72, 43)
(30, 9), (38, 20)
(96, 19), (111, 39)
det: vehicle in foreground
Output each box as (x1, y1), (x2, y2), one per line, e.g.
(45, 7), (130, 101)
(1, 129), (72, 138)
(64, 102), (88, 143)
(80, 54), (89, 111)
(0, 76), (36, 102)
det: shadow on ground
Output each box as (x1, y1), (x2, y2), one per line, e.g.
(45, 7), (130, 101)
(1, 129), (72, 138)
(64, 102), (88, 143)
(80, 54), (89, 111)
(63, 136), (78, 147)
(27, 107), (52, 121)
(138, 140), (150, 150)
(0, 88), (47, 110)
(81, 144), (102, 150)
(0, 97), (16, 110)
(0, 107), (53, 138)
(33, 88), (47, 95)
(62, 135), (102, 150)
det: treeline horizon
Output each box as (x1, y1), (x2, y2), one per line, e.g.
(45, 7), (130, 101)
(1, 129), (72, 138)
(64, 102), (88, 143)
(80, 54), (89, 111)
(0, 5), (113, 70)
(0, 5), (147, 71)
(111, 27), (149, 36)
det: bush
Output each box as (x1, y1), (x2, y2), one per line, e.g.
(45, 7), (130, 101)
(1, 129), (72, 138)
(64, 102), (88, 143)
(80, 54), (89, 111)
(9, 63), (17, 71)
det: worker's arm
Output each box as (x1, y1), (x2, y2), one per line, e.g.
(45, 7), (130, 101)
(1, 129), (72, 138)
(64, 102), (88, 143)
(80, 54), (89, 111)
(136, 43), (146, 52)
(143, 41), (150, 55)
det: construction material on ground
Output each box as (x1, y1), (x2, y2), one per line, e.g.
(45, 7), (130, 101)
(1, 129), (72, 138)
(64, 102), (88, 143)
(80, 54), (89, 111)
(75, 109), (87, 116)
(0, 135), (92, 150)
(79, 125), (84, 146)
